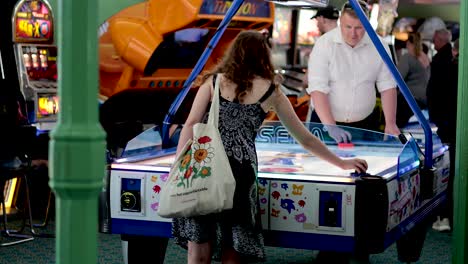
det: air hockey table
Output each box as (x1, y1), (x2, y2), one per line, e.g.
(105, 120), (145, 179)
(105, 122), (450, 262)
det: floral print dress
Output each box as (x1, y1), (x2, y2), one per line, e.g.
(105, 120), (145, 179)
(172, 76), (275, 261)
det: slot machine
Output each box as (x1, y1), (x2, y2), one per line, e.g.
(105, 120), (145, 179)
(12, 0), (58, 132)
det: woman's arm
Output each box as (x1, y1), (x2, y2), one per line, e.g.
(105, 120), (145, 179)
(175, 76), (213, 156)
(266, 89), (368, 172)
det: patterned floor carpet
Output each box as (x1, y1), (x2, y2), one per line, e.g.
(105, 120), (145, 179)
(0, 221), (452, 264)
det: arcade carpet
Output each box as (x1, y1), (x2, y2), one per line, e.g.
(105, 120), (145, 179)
(0, 219), (452, 264)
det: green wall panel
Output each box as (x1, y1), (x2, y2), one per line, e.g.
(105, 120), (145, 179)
(48, 0), (145, 25)
(398, 4), (460, 22)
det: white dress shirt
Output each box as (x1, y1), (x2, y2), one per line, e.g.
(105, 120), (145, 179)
(307, 27), (396, 123)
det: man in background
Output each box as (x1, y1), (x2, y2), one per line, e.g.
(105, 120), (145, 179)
(426, 29), (453, 137)
(307, 0), (400, 143)
(311, 6), (340, 35)
(305, 6), (340, 121)
(427, 29), (456, 232)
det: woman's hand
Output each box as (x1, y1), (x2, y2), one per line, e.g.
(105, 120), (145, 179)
(340, 158), (368, 173)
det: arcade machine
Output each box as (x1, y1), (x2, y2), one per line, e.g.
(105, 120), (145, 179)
(109, 122), (449, 262)
(12, 0), (58, 133)
(9, 0), (56, 228)
(0, 0), (33, 217)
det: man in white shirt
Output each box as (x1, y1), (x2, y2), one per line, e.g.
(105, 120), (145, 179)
(307, 1), (400, 143)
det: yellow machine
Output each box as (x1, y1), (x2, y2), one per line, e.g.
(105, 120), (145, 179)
(99, 0), (275, 100)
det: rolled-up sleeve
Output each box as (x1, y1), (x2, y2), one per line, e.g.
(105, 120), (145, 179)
(307, 37), (331, 94)
(376, 43), (397, 92)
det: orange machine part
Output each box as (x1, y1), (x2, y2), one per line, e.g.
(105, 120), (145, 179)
(110, 0), (203, 73)
(148, 0), (204, 34)
(99, 0), (274, 100)
(110, 17), (163, 73)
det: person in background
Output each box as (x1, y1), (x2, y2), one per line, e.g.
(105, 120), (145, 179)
(396, 32), (431, 127)
(305, 6), (340, 121)
(171, 30), (368, 264)
(307, 0), (400, 143)
(427, 28), (453, 131)
(431, 37), (459, 233)
(312, 6), (340, 35)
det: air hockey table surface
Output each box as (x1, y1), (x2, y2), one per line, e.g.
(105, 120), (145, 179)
(107, 122), (449, 254)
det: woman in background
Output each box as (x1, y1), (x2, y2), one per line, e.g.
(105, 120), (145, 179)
(396, 32), (431, 127)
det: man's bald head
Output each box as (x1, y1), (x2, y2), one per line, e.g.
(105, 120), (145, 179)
(433, 29), (452, 51)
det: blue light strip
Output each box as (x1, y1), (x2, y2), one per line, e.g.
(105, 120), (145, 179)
(161, 0), (246, 147)
(347, 0), (433, 168)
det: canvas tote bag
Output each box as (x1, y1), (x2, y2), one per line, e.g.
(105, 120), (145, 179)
(158, 75), (236, 218)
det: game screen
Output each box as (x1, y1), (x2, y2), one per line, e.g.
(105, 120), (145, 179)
(37, 93), (59, 118)
(13, 0), (53, 42)
(146, 28), (210, 70)
(272, 7), (292, 45)
(21, 45), (57, 81)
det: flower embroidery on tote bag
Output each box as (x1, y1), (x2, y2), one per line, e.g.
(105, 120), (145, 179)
(176, 136), (215, 188)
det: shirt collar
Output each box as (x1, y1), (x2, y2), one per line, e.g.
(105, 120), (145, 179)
(332, 27), (371, 48)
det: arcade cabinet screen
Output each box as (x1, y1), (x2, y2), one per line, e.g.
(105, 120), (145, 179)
(22, 46), (57, 81)
(271, 7), (292, 67)
(37, 93), (59, 118)
(272, 7), (292, 45)
(148, 28), (210, 70)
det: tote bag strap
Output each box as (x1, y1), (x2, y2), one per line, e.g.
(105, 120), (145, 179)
(207, 74), (221, 127)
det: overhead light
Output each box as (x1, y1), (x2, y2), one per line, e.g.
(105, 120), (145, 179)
(267, 0), (329, 8)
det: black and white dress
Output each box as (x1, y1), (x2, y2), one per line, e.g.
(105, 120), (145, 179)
(172, 75), (275, 261)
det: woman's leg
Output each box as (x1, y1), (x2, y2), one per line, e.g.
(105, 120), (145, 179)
(188, 241), (212, 264)
(221, 247), (242, 264)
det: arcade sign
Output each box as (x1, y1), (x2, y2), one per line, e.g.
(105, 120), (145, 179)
(268, 0), (328, 8)
(199, 0), (271, 18)
(13, 0), (54, 43)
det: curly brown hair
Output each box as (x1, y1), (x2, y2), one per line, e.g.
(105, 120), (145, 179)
(203, 30), (277, 101)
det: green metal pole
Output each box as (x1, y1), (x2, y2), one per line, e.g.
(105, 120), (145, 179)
(49, 0), (105, 263)
(453, 2), (468, 264)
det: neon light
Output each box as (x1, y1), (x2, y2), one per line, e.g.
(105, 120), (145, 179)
(0, 50), (5, 79)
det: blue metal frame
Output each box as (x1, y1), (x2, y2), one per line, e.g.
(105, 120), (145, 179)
(347, 0), (433, 168)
